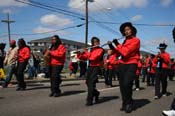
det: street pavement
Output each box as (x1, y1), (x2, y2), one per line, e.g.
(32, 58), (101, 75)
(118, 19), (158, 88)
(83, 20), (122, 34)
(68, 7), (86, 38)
(0, 79), (175, 116)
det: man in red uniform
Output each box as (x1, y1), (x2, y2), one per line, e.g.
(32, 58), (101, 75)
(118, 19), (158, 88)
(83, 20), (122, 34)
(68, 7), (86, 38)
(154, 43), (170, 99)
(108, 22), (140, 113)
(77, 37), (104, 106)
(44, 35), (66, 97)
(16, 38), (30, 91)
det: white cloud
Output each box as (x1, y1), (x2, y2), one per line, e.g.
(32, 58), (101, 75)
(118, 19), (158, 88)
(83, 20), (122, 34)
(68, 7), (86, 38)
(140, 37), (174, 54)
(33, 26), (70, 35)
(2, 9), (12, 14)
(160, 0), (173, 7)
(68, 0), (148, 12)
(40, 14), (73, 27)
(130, 15), (142, 22)
(0, 0), (28, 7)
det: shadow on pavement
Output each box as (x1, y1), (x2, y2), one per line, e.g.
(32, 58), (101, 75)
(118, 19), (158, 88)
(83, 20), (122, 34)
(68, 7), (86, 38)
(26, 86), (50, 91)
(96, 96), (119, 104)
(60, 90), (86, 96)
(133, 99), (151, 110)
(0, 97), (4, 99)
(61, 83), (81, 87)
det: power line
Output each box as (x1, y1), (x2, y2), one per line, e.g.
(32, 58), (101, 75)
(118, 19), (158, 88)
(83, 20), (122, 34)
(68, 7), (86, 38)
(14, 0), (85, 20)
(28, 0), (85, 19)
(4, 23), (86, 36)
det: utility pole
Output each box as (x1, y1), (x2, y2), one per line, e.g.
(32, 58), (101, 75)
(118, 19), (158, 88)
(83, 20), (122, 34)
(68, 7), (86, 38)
(85, 0), (94, 46)
(1, 13), (15, 44)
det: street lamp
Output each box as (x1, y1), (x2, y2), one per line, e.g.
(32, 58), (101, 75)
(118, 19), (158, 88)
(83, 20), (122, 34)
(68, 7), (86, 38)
(85, 0), (94, 47)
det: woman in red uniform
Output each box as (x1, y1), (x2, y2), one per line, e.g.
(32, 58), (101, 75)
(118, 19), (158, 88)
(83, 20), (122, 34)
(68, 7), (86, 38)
(104, 49), (118, 87)
(16, 38), (30, 91)
(108, 22), (140, 113)
(44, 35), (66, 97)
(77, 37), (104, 106)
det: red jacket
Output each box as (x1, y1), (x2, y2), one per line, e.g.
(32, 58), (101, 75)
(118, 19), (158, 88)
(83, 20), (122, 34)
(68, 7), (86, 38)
(154, 52), (170, 69)
(77, 47), (104, 67)
(104, 53), (118, 70)
(136, 60), (142, 75)
(50, 44), (66, 66)
(68, 62), (73, 71)
(18, 46), (30, 63)
(115, 36), (140, 64)
(171, 62), (175, 70)
(148, 57), (156, 74)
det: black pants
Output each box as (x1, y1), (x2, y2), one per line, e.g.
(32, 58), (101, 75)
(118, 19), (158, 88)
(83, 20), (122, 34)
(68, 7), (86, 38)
(168, 69), (174, 81)
(171, 97), (175, 110)
(118, 64), (137, 106)
(147, 73), (155, 86)
(50, 65), (63, 94)
(72, 62), (78, 74)
(142, 68), (147, 82)
(79, 61), (87, 77)
(105, 69), (114, 86)
(16, 62), (28, 88)
(155, 68), (168, 96)
(86, 66), (100, 102)
(135, 75), (140, 88)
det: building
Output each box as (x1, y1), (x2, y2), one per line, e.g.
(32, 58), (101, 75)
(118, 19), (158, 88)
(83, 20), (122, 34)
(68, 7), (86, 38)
(28, 36), (88, 68)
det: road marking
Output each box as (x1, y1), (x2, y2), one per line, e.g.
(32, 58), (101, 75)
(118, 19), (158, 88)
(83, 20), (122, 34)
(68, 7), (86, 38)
(78, 86), (119, 95)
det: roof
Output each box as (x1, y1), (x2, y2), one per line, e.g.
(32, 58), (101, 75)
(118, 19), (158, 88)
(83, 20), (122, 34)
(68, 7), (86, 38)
(28, 36), (88, 47)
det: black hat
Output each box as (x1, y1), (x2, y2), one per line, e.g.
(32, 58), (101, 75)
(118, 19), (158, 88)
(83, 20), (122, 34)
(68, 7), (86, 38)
(157, 43), (167, 49)
(119, 22), (137, 36)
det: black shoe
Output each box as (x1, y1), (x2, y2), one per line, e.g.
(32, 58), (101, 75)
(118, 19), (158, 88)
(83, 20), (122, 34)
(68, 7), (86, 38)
(85, 101), (93, 106)
(94, 92), (100, 103)
(49, 93), (54, 97)
(16, 87), (21, 91)
(120, 107), (125, 111)
(54, 93), (61, 97)
(125, 104), (133, 113)
(21, 87), (26, 91)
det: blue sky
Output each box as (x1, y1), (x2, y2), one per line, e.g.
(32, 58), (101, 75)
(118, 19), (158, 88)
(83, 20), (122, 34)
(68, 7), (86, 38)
(0, 0), (175, 57)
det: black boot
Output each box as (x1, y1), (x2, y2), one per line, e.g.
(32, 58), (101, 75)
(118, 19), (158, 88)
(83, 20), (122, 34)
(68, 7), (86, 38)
(94, 92), (100, 103)
(125, 104), (133, 113)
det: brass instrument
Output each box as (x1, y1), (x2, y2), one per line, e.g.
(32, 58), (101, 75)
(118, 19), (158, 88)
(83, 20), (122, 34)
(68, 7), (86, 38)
(43, 48), (50, 66)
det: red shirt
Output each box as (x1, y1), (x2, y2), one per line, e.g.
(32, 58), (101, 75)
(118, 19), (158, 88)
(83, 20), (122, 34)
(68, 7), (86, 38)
(18, 46), (30, 63)
(115, 36), (140, 64)
(104, 53), (118, 70)
(154, 52), (170, 69)
(69, 62), (73, 70)
(148, 57), (156, 74)
(136, 60), (142, 75)
(78, 47), (104, 67)
(50, 44), (66, 66)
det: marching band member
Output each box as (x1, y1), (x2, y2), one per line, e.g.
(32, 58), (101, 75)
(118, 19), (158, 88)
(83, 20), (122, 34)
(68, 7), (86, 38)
(44, 35), (66, 97)
(16, 38), (30, 91)
(154, 43), (170, 99)
(104, 48), (118, 87)
(134, 58), (142, 91)
(108, 22), (140, 113)
(77, 37), (104, 106)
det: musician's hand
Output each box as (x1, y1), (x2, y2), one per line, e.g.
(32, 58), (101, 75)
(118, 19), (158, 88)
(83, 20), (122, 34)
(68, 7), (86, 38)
(107, 41), (112, 45)
(107, 41), (115, 49)
(112, 39), (119, 46)
(83, 48), (88, 52)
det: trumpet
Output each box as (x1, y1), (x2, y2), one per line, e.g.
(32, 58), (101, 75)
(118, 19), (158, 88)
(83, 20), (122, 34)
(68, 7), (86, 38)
(72, 36), (124, 54)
